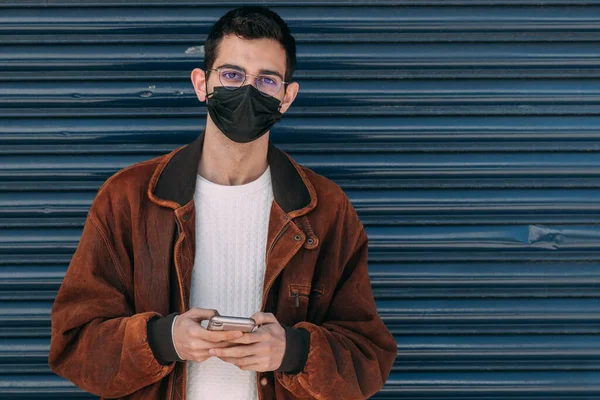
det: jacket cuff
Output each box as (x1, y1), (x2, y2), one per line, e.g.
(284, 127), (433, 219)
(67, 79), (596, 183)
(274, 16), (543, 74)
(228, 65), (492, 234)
(147, 312), (183, 365)
(275, 324), (310, 374)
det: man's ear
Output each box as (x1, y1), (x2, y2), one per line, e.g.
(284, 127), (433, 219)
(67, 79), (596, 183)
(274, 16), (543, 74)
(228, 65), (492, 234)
(191, 68), (207, 102)
(279, 81), (299, 114)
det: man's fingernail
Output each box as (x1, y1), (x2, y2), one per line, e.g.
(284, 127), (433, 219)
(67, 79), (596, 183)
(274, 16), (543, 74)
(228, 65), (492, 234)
(209, 349), (216, 356)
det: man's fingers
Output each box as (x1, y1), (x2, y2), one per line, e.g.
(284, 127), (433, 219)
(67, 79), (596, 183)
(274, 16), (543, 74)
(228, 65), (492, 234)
(202, 340), (237, 349)
(210, 343), (258, 358)
(250, 312), (277, 326)
(239, 363), (263, 371)
(198, 328), (244, 343)
(228, 332), (263, 345)
(187, 340), (231, 357)
(218, 355), (260, 367)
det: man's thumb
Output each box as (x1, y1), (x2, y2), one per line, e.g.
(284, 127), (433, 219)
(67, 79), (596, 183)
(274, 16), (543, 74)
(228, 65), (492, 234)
(185, 307), (219, 322)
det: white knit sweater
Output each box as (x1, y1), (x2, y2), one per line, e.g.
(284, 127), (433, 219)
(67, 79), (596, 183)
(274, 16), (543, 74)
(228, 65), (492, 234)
(173, 165), (273, 400)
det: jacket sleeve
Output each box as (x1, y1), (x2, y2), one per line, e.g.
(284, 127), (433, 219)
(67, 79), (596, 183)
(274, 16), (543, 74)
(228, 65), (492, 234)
(48, 207), (175, 398)
(275, 197), (398, 400)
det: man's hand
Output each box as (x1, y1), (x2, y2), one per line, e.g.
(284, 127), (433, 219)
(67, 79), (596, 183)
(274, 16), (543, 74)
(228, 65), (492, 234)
(173, 307), (244, 362)
(208, 312), (286, 372)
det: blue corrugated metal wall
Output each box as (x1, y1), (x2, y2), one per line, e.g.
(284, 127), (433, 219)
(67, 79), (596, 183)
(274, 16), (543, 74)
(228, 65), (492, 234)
(2, 1), (600, 398)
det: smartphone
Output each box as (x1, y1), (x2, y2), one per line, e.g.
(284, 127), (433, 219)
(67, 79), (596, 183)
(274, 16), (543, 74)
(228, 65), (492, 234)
(206, 315), (258, 332)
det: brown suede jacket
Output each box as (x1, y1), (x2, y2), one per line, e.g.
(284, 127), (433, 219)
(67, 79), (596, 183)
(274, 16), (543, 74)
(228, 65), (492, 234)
(48, 131), (398, 399)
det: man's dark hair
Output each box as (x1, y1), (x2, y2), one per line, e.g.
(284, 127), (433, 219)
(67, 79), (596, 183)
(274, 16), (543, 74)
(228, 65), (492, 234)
(204, 6), (297, 82)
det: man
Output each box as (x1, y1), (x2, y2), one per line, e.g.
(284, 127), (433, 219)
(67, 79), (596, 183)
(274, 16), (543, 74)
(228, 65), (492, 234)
(48, 6), (397, 400)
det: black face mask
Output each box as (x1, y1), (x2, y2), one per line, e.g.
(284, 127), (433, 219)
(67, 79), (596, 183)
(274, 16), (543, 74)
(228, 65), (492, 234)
(206, 84), (284, 143)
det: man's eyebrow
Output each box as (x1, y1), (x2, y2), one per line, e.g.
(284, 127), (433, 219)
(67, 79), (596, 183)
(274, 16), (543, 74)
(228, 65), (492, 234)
(215, 63), (244, 71)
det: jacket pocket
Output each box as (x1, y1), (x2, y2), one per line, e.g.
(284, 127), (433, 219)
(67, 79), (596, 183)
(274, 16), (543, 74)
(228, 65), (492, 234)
(289, 283), (325, 308)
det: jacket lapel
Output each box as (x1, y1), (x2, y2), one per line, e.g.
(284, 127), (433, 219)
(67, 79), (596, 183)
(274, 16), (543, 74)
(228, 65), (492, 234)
(150, 130), (316, 214)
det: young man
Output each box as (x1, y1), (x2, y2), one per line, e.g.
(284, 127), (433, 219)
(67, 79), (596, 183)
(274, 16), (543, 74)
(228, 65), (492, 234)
(48, 6), (397, 400)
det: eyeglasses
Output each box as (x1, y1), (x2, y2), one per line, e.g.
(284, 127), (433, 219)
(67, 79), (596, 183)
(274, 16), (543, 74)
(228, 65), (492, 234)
(207, 67), (288, 97)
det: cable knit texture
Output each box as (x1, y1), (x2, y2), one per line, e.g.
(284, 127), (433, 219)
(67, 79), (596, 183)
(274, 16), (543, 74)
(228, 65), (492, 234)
(185, 165), (273, 400)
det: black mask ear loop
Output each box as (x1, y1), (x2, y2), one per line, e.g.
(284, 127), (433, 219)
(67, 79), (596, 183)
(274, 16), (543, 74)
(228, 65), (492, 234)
(205, 69), (214, 100)
(194, 85), (212, 101)
(278, 83), (289, 112)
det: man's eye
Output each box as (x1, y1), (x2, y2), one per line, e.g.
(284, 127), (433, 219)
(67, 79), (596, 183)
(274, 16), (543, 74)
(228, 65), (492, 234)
(224, 72), (241, 80)
(260, 76), (277, 85)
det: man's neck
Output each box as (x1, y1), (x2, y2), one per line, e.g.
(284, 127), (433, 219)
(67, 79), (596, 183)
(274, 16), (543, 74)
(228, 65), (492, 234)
(197, 125), (269, 186)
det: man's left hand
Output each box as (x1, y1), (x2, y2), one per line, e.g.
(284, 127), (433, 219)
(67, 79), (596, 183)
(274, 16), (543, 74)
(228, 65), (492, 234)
(208, 312), (286, 372)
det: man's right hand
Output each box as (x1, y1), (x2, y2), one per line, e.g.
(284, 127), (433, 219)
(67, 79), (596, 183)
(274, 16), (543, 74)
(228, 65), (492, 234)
(173, 307), (243, 362)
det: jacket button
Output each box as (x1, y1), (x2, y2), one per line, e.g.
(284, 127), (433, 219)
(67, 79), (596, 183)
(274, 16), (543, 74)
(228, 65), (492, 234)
(294, 234), (301, 241)
(260, 376), (268, 386)
(183, 214), (189, 221)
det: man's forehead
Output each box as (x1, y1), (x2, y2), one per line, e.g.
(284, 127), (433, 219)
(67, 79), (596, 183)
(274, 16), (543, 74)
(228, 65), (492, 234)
(213, 35), (286, 75)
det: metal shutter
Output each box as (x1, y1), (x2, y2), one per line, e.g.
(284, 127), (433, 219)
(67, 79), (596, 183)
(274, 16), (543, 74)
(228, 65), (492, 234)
(2, 1), (599, 398)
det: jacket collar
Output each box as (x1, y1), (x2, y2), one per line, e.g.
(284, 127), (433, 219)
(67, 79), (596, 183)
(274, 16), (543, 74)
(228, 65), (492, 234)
(148, 130), (317, 217)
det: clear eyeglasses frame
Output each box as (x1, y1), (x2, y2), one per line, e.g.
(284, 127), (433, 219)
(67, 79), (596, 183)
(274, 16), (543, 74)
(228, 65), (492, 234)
(207, 67), (288, 97)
